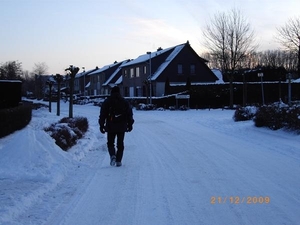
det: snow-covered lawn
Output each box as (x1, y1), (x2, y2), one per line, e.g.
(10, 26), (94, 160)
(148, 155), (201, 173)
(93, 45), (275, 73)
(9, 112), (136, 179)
(0, 101), (299, 225)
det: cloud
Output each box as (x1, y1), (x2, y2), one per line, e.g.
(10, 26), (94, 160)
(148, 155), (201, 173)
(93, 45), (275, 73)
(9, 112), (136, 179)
(124, 17), (202, 51)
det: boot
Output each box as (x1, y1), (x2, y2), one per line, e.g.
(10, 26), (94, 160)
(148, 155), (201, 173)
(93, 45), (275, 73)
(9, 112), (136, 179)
(110, 156), (116, 166)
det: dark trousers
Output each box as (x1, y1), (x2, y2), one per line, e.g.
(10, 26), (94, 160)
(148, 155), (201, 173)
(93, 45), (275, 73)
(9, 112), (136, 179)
(107, 132), (125, 162)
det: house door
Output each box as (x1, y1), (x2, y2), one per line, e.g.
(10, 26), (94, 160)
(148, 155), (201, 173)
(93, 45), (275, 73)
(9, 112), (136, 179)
(136, 86), (142, 97)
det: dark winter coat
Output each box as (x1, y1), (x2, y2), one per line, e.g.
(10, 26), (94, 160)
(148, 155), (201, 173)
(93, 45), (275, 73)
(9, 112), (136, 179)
(99, 93), (134, 133)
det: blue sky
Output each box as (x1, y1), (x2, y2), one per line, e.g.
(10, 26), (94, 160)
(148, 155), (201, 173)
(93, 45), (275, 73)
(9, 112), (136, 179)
(1, 0), (299, 74)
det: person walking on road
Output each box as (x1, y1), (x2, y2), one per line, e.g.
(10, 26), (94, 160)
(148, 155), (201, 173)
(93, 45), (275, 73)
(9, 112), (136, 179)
(99, 86), (134, 167)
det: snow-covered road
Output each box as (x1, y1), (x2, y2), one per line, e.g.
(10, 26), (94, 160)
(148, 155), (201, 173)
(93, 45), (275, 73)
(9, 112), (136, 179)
(1, 102), (300, 225)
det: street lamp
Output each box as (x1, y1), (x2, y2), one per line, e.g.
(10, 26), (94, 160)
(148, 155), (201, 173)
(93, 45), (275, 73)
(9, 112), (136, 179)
(146, 51), (152, 104)
(258, 72), (265, 105)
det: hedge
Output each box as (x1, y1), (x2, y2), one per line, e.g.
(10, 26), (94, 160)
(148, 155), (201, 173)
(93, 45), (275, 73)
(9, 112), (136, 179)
(233, 103), (300, 133)
(0, 103), (32, 138)
(254, 104), (300, 132)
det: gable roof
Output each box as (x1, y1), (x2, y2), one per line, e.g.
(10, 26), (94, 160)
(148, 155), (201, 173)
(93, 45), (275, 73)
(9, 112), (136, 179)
(150, 44), (185, 81)
(103, 60), (130, 86)
(120, 41), (211, 81)
(122, 45), (177, 68)
(212, 69), (225, 84)
(88, 61), (122, 76)
(75, 67), (99, 78)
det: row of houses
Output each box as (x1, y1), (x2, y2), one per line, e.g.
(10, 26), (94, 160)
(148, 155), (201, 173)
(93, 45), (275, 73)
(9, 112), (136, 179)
(72, 41), (221, 98)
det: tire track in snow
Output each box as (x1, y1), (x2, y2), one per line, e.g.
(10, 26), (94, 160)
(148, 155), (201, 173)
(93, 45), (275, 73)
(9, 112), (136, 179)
(127, 114), (208, 225)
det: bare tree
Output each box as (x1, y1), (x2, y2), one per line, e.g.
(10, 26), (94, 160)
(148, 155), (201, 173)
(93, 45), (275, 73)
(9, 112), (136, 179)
(276, 16), (300, 76)
(32, 62), (49, 99)
(0, 61), (23, 80)
(32, 62), (49, 75)
(257, 50), (298, 72)
(201, 52), (222, 69)
(21, 70), (35, 97)
(203, 8), (257, 107)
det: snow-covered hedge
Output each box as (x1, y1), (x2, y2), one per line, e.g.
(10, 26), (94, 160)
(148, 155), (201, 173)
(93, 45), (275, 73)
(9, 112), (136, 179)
(233, 106), (257, 122)
(0, 103), (32, 138)
(44, 117), (89, 151)
(136, 103), (156, 110)
(254, 104), (300, 132)
(234, 103), (300, 133)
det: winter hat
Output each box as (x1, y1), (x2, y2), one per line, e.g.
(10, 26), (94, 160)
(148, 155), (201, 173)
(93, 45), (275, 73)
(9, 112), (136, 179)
(111, 86), (120, 94)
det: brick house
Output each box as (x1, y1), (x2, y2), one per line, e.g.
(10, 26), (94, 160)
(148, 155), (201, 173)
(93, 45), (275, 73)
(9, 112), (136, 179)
(74, 67), (98, 96)
(120, 41), (218, 97)
(88, 60), (129, 96)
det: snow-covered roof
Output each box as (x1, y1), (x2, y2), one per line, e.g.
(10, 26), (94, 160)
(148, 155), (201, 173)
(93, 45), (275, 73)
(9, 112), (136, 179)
(75, 67), (99, 78)
(293, 78), (300, 83)
(89, 62), (121, 76)
(103, 60), (129, 86)
(0, 80), (22, 83)
(151, 44), (185, 81)
(115, 75), (122, 85)
(122, 46), (175, 67)
(47, 76), (56, 83)
(212, 69), (224, 84)
(121, 43), (186, 81)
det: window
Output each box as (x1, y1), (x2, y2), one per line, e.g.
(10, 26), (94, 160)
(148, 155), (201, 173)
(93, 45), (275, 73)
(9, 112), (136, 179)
(124, 69), (128, 78)
(124, 87), (129, 97)
(136, 67), (140, 77)
(144, 66), (147, 74)
(178, 64), (183, 75)
(190, 64), (196, 75)
(130, 68), (134, 78)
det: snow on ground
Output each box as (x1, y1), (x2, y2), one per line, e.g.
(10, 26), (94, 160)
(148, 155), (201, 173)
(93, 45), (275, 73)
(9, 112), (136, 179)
(0, 100), (300, 225)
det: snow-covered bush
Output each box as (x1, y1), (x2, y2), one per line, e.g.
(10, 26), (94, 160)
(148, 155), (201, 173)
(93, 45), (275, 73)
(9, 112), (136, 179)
(45, 117), (89, 151)
(179, 105), (188, 111)
(254, 103), (300, 132)
(136, 103), (156, 110)
(234, 103), (300, 133)
(59, 117), (89, 133)
(233, 106), (257, 122)
(282, 105), (300, 132)
(254, 105), (285, 130)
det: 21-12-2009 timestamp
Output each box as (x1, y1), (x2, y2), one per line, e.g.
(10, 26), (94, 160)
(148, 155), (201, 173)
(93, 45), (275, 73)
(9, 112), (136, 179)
(211, 196), (270, 204)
